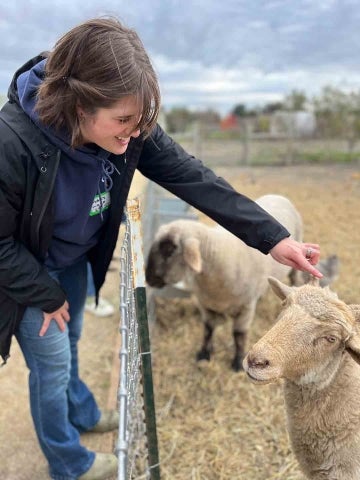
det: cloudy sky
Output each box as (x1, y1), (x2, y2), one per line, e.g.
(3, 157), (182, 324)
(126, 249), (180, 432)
(1, 0), (360, 115)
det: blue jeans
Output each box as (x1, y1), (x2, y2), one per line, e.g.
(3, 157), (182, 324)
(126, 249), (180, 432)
(86, 262), (96, 298)
(15, 258), (100, 480)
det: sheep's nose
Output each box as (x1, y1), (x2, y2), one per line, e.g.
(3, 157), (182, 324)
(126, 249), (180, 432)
(246, 353), (270, 369)
(145, 268), (165, 288)
(149, 276), (166, 288)
(145, 275), (165, 288)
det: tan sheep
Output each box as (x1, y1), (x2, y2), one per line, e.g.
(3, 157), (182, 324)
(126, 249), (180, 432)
(145, 194), (303, 371)
(243, 278), (360, 480)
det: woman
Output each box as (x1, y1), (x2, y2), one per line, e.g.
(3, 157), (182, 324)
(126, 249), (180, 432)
(0, 17), (321, 480)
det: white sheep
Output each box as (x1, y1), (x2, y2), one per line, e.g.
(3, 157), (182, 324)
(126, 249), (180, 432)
(145, 194), (303, 371)
(243, 278), (360, 480)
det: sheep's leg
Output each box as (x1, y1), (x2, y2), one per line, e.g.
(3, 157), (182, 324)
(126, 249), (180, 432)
(196, 322), (214, 361)
(231, 301), (257, 372)
(196, 309), (219, 362)
(231, 330), (247, 372)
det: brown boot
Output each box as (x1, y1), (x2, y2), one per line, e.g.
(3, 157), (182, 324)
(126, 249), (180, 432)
(89, 410), (119, 433)
(79, 453), (118, 480)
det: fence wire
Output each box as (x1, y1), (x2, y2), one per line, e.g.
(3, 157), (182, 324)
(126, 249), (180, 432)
(116, 199), (160, 480)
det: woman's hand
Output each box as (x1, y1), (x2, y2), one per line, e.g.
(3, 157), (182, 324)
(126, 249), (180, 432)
(269, 237), (323, 278)
(39, 301), (70, 337)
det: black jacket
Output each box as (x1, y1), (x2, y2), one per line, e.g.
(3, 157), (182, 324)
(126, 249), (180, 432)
(0, 56), (289, 363)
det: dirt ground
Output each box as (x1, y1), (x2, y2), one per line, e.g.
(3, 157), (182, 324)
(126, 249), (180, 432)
(150, 164), (360, 480)
(0, 164), (359, 480)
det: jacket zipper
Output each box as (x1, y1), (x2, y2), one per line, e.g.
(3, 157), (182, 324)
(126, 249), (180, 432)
(33, 149), (61, 245)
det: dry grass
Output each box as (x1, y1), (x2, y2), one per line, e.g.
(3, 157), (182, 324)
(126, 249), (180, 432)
(151, 164), (360, 480)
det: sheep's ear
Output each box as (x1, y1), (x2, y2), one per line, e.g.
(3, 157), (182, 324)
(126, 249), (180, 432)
(345, 306), (360, 364)
(268, 276), (293, 300)
(183, 238), (202, 273)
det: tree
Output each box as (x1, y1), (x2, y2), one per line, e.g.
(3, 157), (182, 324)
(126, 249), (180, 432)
(193, 108), (221, 125)
(232, 104), (247, 117)
(313, 86), (360, 152)
(261, 101), (284, 114)
(284, 90), (307, 111)
(165, 107), (195, 133)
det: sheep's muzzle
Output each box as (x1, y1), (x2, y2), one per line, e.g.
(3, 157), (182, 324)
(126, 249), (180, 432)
(243, 347), (282, 384)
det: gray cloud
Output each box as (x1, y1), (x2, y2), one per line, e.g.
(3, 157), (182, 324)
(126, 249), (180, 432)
(1, 0), (359, 113)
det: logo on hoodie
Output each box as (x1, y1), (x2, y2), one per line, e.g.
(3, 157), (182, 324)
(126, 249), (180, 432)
(89, 192), (111, 216)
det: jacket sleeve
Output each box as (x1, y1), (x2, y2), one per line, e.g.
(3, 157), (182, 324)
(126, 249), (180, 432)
(137, 124), (290, 254)
(0, 140), (66, 312)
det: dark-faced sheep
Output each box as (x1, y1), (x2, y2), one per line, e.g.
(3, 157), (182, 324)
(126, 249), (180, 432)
(243, 278), (360, 480)
(145, 194), (303, 371)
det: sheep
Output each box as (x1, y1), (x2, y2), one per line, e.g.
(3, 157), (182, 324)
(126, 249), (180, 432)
(145, 194), (303, 371)
(243, 278), (360, 480)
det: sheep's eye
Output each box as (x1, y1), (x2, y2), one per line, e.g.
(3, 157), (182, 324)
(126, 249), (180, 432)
(325, 335), (337, 344)
(159, 239), (176, 258)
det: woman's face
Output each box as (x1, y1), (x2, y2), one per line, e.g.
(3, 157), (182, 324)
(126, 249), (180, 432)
(78, 95), (141, 154)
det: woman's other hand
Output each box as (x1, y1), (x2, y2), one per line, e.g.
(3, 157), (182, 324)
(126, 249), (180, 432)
(39, 301), (70, 337)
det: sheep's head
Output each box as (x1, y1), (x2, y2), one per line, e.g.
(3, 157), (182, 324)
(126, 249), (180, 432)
(243, 277), (360, 387)
(145, 221), (202, 288)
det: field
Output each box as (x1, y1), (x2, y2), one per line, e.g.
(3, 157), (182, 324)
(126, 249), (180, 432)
(150, 164), (360, 480)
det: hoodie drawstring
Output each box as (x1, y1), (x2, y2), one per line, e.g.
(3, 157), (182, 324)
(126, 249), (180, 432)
(98, 156), (123, 220)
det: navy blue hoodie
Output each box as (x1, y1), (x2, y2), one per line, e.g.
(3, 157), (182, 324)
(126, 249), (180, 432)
(16, 59), (121, 268)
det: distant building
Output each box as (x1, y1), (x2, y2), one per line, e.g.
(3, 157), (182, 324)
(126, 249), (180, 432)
(220, 113), (240, 130)
(270, 111), (316, 137)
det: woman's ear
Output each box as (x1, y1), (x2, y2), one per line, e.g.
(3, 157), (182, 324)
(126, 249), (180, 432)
(76, 104), (85, 121)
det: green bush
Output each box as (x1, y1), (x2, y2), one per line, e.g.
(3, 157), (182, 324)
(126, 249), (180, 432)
(296, 151), (360, 164)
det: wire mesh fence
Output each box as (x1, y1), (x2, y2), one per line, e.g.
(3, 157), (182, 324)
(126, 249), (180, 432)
(116, 199), (160, 480)
(141, 182), (197, 324)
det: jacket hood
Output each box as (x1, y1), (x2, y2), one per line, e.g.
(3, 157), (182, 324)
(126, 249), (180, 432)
(7, 54), (47, 106)
(16, 57), (46, 121)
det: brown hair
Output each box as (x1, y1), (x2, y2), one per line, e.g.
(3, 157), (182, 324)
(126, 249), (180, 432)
(36, 17), (161, 147)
